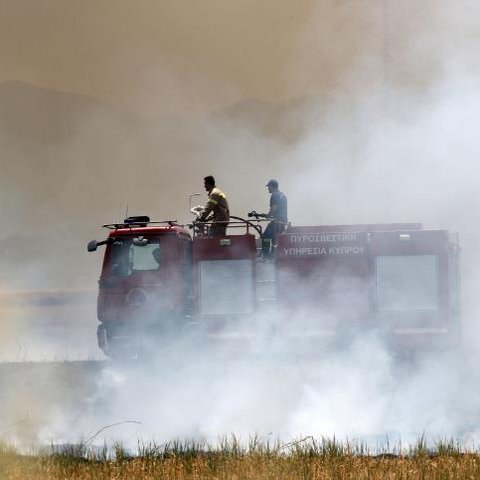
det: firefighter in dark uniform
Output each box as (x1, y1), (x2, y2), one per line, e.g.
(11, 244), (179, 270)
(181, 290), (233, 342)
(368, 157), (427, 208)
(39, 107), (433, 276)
(262, 179), (288, 258)
(198, 175), (230, 236)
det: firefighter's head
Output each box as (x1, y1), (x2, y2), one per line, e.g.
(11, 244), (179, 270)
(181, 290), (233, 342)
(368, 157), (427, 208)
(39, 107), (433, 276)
(266, 179), (278, 193)
(204, 175), (215, 193)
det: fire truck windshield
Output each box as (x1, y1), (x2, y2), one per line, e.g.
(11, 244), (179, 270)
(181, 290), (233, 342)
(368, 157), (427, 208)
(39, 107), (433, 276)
(108, 238), (161, 277)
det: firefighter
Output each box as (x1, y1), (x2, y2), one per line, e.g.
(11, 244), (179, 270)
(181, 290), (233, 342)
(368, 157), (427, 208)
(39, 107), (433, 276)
(262, 179), (288, 258)
(198, 175), (230, 236)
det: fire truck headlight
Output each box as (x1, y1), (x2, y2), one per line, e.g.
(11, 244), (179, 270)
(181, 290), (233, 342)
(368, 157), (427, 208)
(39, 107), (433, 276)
(126, 288), (148, 307)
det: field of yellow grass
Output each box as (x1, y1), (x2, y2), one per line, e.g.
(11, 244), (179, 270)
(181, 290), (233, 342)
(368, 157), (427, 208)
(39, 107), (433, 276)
(2, 438), (480, 479)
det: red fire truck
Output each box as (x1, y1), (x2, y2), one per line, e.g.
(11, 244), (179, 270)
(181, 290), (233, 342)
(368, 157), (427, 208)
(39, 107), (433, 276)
(87, 216), (460, 357)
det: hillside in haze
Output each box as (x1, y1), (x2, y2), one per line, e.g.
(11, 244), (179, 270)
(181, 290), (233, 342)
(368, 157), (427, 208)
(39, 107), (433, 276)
(0, 81), (144, 220)
(0, 81), (138, 142)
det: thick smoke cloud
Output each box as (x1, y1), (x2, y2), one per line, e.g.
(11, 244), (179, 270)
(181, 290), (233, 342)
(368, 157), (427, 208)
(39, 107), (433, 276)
(1, 0), (480, 450)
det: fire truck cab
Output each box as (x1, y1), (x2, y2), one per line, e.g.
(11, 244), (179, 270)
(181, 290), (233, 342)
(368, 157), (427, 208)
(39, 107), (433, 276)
(88, 216), (460, 357)
(88, 217), (193, 357)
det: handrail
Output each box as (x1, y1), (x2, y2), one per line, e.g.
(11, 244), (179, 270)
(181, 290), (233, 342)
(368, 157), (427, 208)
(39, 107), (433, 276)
(191, 216), (264, 238)
(231, 216), (263, 237)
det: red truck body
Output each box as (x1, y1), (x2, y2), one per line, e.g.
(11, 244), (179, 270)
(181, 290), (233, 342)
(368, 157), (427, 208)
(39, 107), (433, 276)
(275, 224), (459, 350)
(90, 219), (460, 357)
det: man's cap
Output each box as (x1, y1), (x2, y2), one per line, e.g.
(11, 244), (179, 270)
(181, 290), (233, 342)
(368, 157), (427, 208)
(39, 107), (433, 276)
(266, 179), (278, 188)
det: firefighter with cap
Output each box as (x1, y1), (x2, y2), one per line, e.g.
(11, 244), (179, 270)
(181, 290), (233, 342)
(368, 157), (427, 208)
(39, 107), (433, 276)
(198, 175), (230, 236)
(261, 179), (288, 258)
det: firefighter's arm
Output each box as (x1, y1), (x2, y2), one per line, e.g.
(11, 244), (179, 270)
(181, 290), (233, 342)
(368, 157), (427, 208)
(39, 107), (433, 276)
(267, 203), (278, 219)
(199, 197), (215, 221)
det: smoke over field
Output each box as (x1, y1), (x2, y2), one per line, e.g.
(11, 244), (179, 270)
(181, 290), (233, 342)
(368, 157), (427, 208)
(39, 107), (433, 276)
(1, 0), (480, 453)
(2, 333), (480, 451)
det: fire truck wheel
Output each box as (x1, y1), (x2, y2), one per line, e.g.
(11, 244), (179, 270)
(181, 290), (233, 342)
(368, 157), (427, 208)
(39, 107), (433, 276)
(98, 322), (139, 361)
(97, 323), (109, 356)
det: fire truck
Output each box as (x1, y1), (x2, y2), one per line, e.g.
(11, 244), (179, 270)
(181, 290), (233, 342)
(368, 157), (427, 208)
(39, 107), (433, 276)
(87, 215), (460, 358)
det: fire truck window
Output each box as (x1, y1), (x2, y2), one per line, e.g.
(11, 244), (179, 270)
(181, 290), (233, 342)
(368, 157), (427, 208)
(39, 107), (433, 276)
(130, 243), (161, 271)
(109, 242), (131, 277)
(107, 240), (161, 277)
(375, 255), (438, 311)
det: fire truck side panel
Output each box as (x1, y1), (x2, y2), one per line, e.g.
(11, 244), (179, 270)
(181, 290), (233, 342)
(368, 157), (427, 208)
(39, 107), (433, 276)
(275, 227), (459, 349)
(275, 257), (371, 330)
(192, 234), (257, 330)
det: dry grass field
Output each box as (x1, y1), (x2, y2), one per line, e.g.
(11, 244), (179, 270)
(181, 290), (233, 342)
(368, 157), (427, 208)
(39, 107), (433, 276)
(2, 439), (480, 479)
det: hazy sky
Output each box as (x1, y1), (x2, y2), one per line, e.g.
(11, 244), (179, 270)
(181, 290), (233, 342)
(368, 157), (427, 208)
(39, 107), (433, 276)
(2, 0), (479, 114)
(0, 0), (392, 114)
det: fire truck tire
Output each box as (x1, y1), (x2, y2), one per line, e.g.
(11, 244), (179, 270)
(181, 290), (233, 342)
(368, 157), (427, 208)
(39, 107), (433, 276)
(97, 323), (108, 355)
(97, 322), (138, 361)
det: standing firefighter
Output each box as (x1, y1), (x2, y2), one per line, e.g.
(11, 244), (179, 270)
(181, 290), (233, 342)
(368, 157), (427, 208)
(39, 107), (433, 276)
(262, 179), (288, 258)
(198, 175), (230, 236)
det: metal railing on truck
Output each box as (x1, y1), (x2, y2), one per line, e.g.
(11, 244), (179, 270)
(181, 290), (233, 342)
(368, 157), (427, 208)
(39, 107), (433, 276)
(189, 216), (264, 238)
